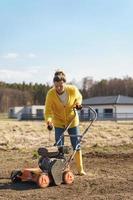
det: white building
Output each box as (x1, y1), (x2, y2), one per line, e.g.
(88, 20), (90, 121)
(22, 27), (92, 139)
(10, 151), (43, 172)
(9, 105), (44, 120)
(82, 95), (133, 120)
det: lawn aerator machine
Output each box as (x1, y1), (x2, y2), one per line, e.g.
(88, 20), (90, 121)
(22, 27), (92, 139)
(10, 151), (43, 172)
(10, 146), (73, 188)
(10, 106), (97, 188)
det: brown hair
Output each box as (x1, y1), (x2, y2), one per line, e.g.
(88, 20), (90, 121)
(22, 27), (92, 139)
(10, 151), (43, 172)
(53, 70), (66, 82)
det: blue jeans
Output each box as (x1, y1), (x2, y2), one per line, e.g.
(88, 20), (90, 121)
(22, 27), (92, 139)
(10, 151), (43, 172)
(54, 126), (81, 150)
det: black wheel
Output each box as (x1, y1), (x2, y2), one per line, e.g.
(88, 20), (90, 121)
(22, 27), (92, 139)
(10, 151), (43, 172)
(10, 170), (22, 183)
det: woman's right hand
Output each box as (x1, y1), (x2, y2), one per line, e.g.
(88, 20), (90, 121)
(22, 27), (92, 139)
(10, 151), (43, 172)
(47, 121), (53, 131)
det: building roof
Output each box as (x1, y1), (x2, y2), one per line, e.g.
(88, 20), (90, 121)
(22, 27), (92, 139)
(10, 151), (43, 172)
(83, 95), (133, 105)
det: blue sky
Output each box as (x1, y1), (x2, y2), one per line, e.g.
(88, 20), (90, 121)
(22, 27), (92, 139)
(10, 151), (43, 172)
(0, 0), (133, 85)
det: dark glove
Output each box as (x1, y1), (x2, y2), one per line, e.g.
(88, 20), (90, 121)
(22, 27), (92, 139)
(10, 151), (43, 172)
(47, 121), (53, 131)
(75, 104), (82, 110)
(47, 125), (53, 131)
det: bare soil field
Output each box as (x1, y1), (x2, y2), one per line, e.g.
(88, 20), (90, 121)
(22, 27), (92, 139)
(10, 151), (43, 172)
(0, 120), (133, 200)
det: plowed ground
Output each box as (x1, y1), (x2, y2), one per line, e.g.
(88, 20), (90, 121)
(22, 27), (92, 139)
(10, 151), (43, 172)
(0, 149), (133, 200)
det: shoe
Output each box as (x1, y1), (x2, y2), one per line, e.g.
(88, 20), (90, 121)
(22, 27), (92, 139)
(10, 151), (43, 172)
(78, 171), (86, 176)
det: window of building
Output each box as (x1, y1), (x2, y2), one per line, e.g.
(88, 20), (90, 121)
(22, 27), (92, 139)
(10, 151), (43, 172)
(36, 109), (43, 116)
(104, 108), (113, 118)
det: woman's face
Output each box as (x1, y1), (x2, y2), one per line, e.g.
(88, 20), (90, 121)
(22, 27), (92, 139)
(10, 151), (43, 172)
(54, 80), (66, 95)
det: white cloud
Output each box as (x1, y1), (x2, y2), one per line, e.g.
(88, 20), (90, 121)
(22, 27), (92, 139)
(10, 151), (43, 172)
(3, 53), (19, 59)
(0, 68), (39, 83)
(28, 53), (36, 58)
(0, 66), (86, 84)
(2, 52), (37, 59)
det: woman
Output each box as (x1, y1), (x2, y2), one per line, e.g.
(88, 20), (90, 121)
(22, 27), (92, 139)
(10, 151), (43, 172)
(44, 70), (86, 175)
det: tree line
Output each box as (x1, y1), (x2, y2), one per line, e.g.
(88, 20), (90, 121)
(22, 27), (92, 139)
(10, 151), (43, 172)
(81, 76), (133, 98)
(0, 82), (50, 112)
(0, 76), (133, 112)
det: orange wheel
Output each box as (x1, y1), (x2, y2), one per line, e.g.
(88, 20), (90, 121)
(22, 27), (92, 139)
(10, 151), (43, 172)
(63, 171), (74, 184)
(37, 173), (50, 188)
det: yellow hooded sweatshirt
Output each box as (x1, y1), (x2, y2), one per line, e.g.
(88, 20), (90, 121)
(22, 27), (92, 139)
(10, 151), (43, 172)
(44, 84), (82, 128)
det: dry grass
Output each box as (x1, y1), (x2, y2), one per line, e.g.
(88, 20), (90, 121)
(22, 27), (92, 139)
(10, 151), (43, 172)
(80, 121), (133, 148)
(0, 120), (133, 152)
